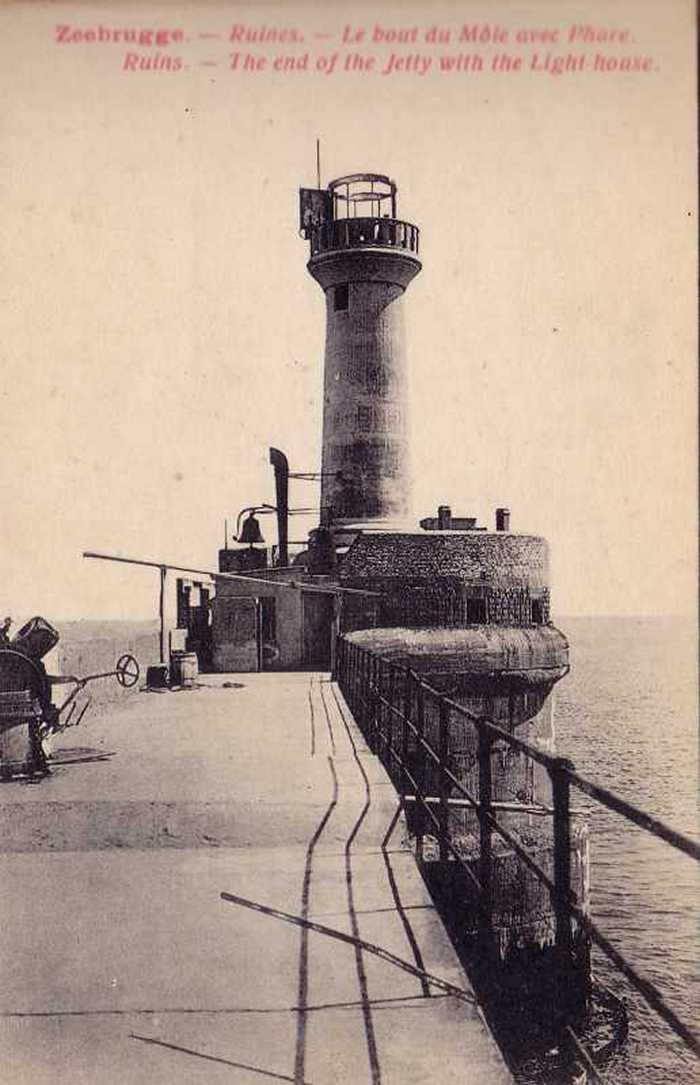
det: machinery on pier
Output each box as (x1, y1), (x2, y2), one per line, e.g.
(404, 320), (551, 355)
(0, 616), (139, 780)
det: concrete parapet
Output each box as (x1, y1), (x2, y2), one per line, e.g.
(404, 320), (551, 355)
(344, 626), (568, 684)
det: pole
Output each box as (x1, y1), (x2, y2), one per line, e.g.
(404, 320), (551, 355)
(401, 668), (411, 804)
(552, 757), (574, 1030)
(159, 566), (167, 664)
(438, 697), (449, 864)
(316, 137), (321, 189)
(387, 663), (396, 774)
(416, 678), (425, 861)
(478, 726), (494, 951)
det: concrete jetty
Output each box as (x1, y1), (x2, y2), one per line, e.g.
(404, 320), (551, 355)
(0, 673), (512, 1084)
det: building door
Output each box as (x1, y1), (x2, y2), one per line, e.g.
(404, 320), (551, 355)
(211, 596), (259, 672)
(302, 592), (334, 668)
(259, 597), (279, 670)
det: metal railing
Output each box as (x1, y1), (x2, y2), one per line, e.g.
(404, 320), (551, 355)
(335, 636), (700, 1077)
(310, 216), (420, 257)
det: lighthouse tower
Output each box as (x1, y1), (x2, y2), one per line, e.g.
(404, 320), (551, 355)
(300, 174), (421, 532)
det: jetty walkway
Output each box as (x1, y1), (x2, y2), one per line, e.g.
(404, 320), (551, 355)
(0, 672), (512, 1084)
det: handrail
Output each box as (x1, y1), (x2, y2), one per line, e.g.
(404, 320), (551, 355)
(414, 671), (700, 860)
(335, 635), (700, 1073)
(310, 216), (420, 257)
(564, 766), (700, 861)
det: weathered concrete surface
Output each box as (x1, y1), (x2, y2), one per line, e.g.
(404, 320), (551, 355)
(0, 673), (512, 1084)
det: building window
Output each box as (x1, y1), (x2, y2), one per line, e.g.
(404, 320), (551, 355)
(334, 283), (349, 311)
(466, 598), (487, 623)
(531, 599), (544, 624)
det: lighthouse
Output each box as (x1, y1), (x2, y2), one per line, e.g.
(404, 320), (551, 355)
(300, 174), (421, 531)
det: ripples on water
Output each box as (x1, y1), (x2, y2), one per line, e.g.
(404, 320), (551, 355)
(555, 616), (699, 1085)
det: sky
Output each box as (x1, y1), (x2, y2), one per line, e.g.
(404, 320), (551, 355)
(0, 0), (696, 625)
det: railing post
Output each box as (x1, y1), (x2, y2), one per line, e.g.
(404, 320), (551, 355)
(387, 663), (396, 777)
(360, 646), (366, 733)
(369, 653), (378, 753)
(400, 667), (411, 804)
(478, 723), (494, 947)
(378, 657), (385, 758)
(416, 677), (425, 861)
(366, 655), (375, 752)
(351, 643), (357, 710)
(375, 658), (382, 758)
(552, 756), (575, 1025)
(438, 696), (449, 864)
(330, 605), (339, 680)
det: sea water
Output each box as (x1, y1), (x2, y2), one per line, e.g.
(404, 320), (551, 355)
(556, 616), (698, 1085)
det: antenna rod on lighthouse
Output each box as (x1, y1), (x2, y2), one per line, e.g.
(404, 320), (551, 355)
(316, 138), (321, 189)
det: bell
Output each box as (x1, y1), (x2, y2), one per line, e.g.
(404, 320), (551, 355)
(238, 513), (265, 546)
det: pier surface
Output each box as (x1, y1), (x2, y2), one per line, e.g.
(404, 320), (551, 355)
(0, 673), (512, 1084)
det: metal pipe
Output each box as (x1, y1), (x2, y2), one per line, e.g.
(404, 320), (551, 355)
(82, 551), (380, 597)
(566, 766), (700, 862)
(402, 795), (554, 815)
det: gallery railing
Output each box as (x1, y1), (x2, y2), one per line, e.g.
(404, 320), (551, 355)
(335, 636), (700, 1081)
(310, 216), (420, 257)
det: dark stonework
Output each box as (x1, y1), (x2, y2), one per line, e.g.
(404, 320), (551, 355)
(339, 531), (551, 628)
